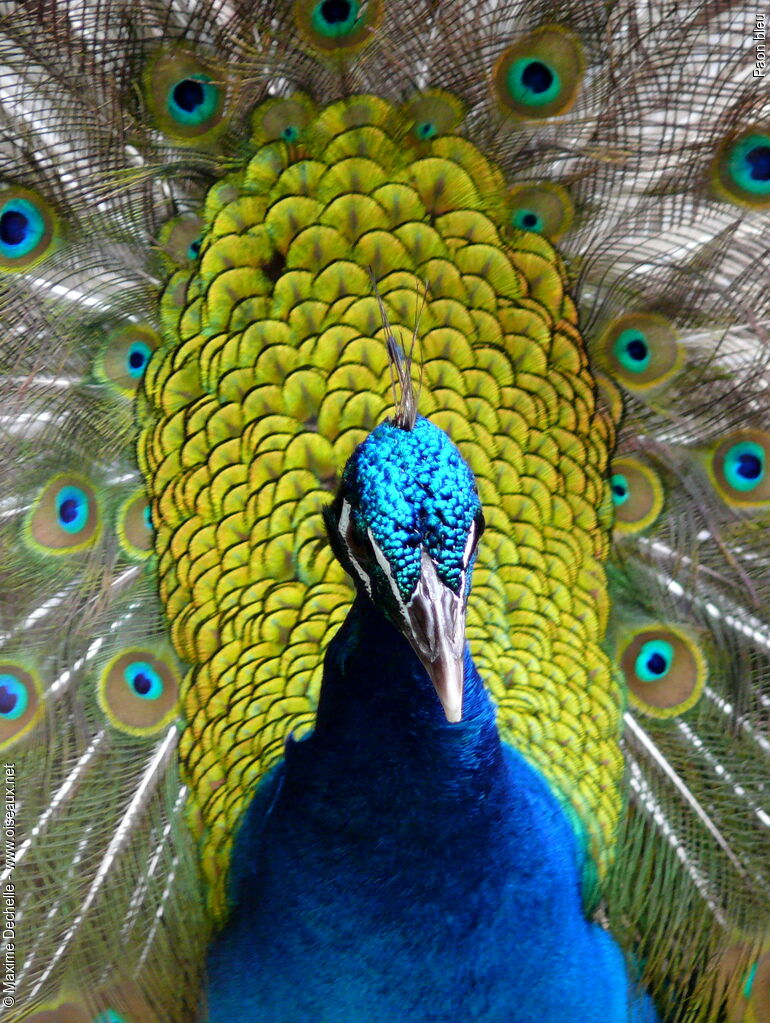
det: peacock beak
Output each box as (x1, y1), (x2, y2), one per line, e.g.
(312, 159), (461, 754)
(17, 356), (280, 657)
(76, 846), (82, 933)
(402, 550), (467, 723)
(423, 646), (465, 724)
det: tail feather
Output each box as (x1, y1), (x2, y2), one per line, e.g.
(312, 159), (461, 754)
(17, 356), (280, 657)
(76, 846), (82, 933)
(1, 1), (769, 1020)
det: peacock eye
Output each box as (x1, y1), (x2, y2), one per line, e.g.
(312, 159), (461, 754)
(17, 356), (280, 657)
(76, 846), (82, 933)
(475, 511), (486, 541)
(338, 500), (377, 568)
(347, 526), (376, 566)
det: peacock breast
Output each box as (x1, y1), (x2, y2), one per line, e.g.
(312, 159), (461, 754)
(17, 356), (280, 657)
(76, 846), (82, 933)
(206, 736), (644, 1022)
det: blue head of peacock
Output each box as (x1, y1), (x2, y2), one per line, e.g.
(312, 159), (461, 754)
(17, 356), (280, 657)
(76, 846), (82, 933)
(325, 413), (485, 723)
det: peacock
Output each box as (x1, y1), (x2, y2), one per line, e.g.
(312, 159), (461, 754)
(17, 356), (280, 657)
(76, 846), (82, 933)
(1, 0), (769, 1020)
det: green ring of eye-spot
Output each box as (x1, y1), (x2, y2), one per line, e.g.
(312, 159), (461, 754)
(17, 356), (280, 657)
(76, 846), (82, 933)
(493, 27), (584, 121)
(0, 187), (58, 271)
(598, 313), (682, 392)
(610, 457), (665, 534)
(726, 133), (770, 196)
(512, 207), (544, 232)
(253, 94), (317, 143)
(506, 182), (574, 241)
(25, 474), (101, 553)
(96, 324), (159, 396)
(621, 626), (707, 716)
(99, 648), (180, 735)
(743, 949), (770, 1018)
(610, 473), (630, 507)
(117, 490), (154, 560)
(634, 639), (674, 682)
(710, 430), (770, 507)
(0, 663), (42, 748)
(722, 440), (765, 492)
(506, 57), (562, 107)
(310, 0), (361, 37)
(613, 329), (651, 373)
(401, 91), (464, 143)
(167, 74), (220, 126)
(294, 0), (381, 55)
(0, 197), (46, 258)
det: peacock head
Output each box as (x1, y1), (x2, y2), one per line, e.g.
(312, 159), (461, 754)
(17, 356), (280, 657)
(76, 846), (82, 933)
(325, 414), (484, 722)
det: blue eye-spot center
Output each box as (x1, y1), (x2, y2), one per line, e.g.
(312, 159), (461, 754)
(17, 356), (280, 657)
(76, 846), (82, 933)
(626, 338), (647, 362)
(506, 57), (563, 109)
(634, 639), (674, 683)
(94, 1011), (128, 1023)
(60, 497), (78, 523)
(726, 134), (770, 196)
(521, 60), (553, 94)
(513, 208), (543, 232)
(56, 485), (89, 533)
(723, 440), (766, 492)
(143, 504), (152, 529)
(187, 237), (202, 259)
(737, 452), (762, 479)
(134, 672), (151, 695)
(124, 661), (163, 700)
(610, 473), (629, 506)
(167, 74), (219, 126)
(646, 652), (666, 674)
(0, 198), (46, 258)
(0, 209), (29, 246)
(173, 78), (205, 113)
(613, 329), (651, 372)
(747, 144), (770, 182)
(0, 675), (27, 720)
(127, 341), (152, 378)
(416, 121), (436, 139)
(281, 124), (300, 142)
(320, 0), (353, 24)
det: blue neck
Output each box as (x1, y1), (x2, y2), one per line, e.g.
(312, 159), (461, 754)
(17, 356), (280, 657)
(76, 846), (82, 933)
(302, 593), (503, 806)
(209, 593), (656, 1022)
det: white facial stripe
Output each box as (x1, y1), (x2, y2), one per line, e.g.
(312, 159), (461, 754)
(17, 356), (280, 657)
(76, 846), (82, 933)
(462, 521), (477, 568)
(338, 499), (372, 597)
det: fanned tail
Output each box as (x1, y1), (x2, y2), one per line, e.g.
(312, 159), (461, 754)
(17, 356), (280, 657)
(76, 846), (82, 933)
(1, 2), (769, 1020)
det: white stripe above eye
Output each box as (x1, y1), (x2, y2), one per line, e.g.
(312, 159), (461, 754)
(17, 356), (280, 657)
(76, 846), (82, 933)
(338, 498), (372, 597)
(462, 520), (477, 568)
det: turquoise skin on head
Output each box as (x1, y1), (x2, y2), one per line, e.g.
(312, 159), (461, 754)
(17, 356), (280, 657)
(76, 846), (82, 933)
(206, 416), (659, 1023)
